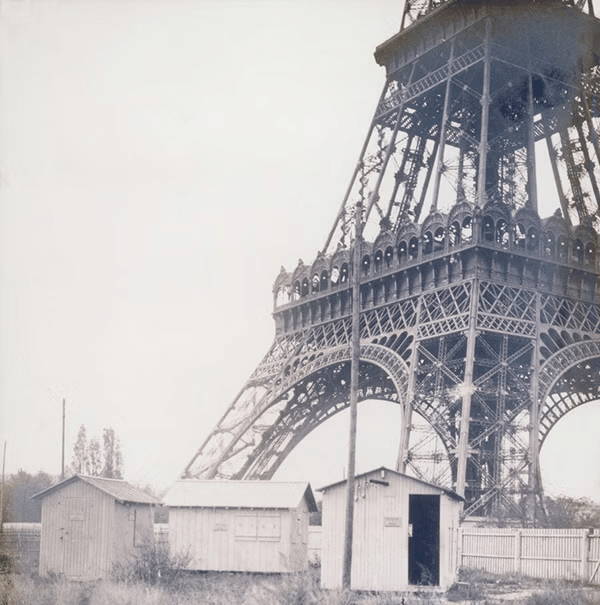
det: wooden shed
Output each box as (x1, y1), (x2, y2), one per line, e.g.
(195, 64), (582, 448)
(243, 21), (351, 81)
(32, 475), (158, 580)
(319, 467), (462, 591)
(162, 480), (318, 573)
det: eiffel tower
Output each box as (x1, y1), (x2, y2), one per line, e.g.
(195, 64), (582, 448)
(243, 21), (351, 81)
(183, 0), (600, 522)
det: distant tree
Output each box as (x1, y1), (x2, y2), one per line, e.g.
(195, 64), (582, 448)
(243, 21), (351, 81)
(88, 438), (102, 477)
(1, 470), (56, 523)
(544, 495), (600, 528)
(69, 425), (124, 479)
(72, 424), (89, 474)
(102, 428), (123, 479)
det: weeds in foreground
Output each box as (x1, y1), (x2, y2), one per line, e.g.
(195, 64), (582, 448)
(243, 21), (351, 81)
(0, 575), (87, 605)
(458, 567), (523, 586)
(112, 540), (190, 587)
(1, 572), (381, 605)
(3, 568), (599, 605)
(524, 582), (600, 605)
(244, 570), (355, 605)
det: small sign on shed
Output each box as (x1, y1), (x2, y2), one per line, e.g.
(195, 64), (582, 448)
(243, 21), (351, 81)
(32, 475), (159, 580)
(162, 480), (318, 573)
(319, 467), (462, 591)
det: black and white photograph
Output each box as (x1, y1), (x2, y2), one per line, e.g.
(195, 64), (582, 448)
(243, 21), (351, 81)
(2, 0), (600, 602)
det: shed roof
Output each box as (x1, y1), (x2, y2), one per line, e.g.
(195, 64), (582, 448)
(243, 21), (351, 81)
(31, 475), (159, 505)
(162, 480), (318, 512)
(318, 467), (464, 501)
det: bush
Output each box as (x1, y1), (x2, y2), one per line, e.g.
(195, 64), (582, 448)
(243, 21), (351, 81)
(0, 551), (13, 576)
(112, 540), (190, 587)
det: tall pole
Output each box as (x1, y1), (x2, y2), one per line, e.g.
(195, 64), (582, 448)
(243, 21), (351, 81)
(61, 398), (66, 480)
(528, 292), (542, 526)
(477, 19), (492, 208)
(526, 48), (538, 213)
(455, 277), (479, 500)
(342, 201), (362, 589)
(1, 441), (6, 529)
(431, 39), (455, 212)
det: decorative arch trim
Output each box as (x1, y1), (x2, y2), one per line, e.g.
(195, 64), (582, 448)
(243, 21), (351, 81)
(202, 343), (410, 478)
(537, 338), (600, 442)
(273, 343), (409, 405)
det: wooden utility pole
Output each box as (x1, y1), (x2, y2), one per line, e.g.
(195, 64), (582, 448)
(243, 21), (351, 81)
(1, 441), (6, 529)
(61, 398), (66, 480)
(342, 201), (362, 589)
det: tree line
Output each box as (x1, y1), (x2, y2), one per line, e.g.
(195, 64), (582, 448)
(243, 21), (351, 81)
(1, 425), (124, 523)
(71, 425), (123, 479)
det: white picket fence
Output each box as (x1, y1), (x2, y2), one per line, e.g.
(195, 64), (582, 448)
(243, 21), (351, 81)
(458, 527), (600, 585)
(301, 526), (600, 584)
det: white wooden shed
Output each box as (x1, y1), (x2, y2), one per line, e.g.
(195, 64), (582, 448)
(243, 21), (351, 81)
(319, 467), (462, 591)
(162, 480), (318, 573)
(32, 475), (158, 580)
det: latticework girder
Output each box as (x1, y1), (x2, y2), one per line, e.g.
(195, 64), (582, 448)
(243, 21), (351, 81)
(323, 1), (600, 251)
(184, 0), (600, 524)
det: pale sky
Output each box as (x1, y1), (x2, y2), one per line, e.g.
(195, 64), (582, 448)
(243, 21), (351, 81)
(1, 0), (599, 501)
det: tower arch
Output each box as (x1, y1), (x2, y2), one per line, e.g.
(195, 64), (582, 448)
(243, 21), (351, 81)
(184, 343), (411, 480)
(184, 0), (600, 523)
(537, 339), (600, 446)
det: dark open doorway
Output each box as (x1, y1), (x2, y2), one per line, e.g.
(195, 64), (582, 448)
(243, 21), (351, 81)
(408, 494), (440, 585)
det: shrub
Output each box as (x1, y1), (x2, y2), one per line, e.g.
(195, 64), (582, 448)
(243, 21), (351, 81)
(0, 551), (13, 576)
(112, 540), (190, 587)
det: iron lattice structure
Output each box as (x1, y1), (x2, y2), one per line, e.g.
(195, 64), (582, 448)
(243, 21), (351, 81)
(184, 0), (600, 522)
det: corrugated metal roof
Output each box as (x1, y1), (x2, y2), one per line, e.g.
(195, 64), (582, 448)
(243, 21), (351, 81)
(31, 475), (159, 504)
(162, 480), (318, 512)
(317, 466), (464, 501)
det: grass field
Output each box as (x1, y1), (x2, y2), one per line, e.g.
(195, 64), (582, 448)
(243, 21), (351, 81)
(1, 544), (599, 605)
(2, 569), (600, 605)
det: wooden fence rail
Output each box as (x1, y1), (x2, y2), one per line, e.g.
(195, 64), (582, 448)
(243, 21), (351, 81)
(0, 523), (41, 573)
(458, 528), (600, 585)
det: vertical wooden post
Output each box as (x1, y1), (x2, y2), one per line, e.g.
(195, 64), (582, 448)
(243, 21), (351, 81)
(342, 201), (363, 589)
(528, 294), (541, 526)
(477, 19), (492, 208)
(396, 297), (422, 473)
(366, 62), (417, 223)
(0, 441), (6, 529)
(581, 529), (590, 582)
(455, 278), (479, 500)
(456, 526), (464, 574)
(322, 80), (391, 253)
(514, 529), (522, 575)
(431, 39), (455, 212)
(61, 398), (66, 481)
(526, 70), (538, 212)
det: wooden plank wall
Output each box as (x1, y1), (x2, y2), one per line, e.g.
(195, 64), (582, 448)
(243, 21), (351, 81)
(459, 528), (600, 584)
(169, 507), (301, 573)
(39, 481), (114, 579)
(320, 473), (461, 591)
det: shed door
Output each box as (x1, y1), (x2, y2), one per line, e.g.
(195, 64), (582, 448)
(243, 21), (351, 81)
(408, 494), (440, 586)
(60, 497), (90, 578)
